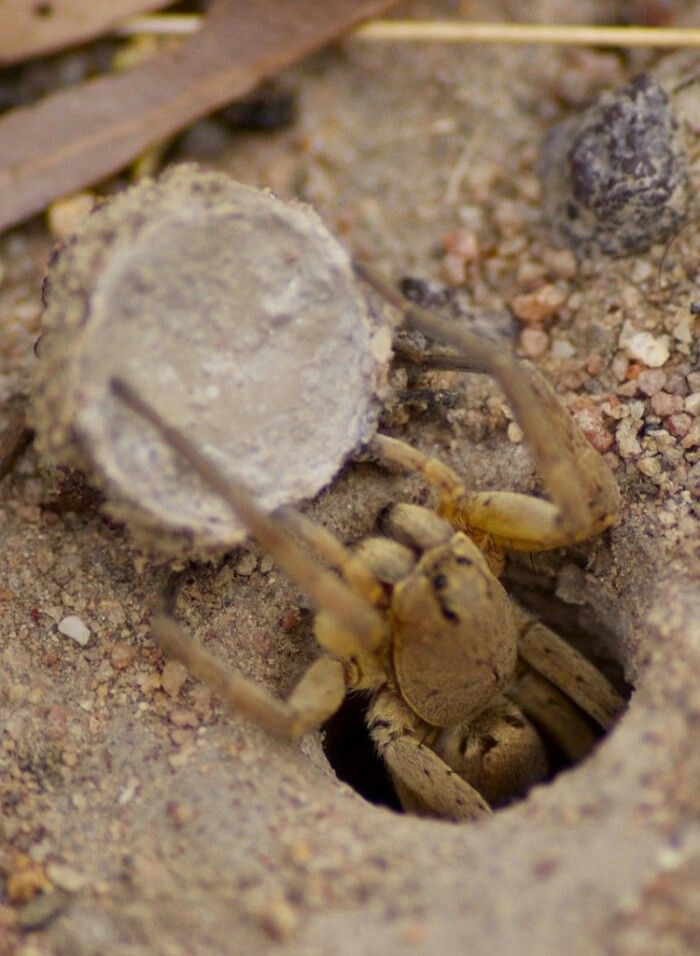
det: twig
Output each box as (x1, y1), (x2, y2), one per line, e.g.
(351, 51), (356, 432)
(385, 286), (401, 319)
(117, 15), (700, 48)
(355, 21), (700, 47)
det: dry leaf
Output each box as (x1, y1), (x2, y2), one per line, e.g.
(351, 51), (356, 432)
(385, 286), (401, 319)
(0, 1), (173, 65)
(0, 0), (401, 233)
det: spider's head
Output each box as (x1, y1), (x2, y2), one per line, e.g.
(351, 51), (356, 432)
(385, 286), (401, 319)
(390, 532), (518, 728)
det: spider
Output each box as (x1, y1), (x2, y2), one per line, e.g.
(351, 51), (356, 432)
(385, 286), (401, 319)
(110, 263), (625, 821)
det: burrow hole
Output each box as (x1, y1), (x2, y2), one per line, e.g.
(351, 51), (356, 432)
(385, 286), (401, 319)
(322, 572), (632, 815)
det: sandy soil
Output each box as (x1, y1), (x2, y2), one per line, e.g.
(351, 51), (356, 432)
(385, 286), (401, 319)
(1, 2), (699, 954)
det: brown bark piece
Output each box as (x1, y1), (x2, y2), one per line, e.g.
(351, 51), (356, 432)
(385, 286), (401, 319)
(0, 1), (173, 65)
(0, 0), (402, 232)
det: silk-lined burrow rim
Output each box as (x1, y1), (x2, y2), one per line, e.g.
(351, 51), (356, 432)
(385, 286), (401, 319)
(31, 164), (393, 557)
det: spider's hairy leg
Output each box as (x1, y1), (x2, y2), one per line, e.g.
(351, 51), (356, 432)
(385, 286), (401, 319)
(508, 670), (599, 762)
(355, 260), (620, 549)
(512, 608), (625, 730)
(110, 377), (386, 657)
(367, 690), (491, 820)
(368, 432), (466, 499)
(153, 614), (346, 737)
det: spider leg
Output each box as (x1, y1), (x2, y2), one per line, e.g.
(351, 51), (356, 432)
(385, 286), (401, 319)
(355, 260), (620, 550)
(512, 608), (625, 730)
(110, 377), (386, 658)
(367, 689), (491, 820)
(153, 613), (346, 737)
(507, 670), (599, 762)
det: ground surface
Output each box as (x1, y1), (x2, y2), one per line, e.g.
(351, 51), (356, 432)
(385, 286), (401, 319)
(1, 2), (699, 954)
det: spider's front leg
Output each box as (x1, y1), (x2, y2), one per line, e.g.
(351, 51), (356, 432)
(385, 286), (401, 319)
(110, 377), (388, 737)
(367, 689), (491, 821)
(356, 260), (620, 552)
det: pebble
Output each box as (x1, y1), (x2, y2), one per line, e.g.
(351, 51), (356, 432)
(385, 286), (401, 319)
(161, 659), (189, 698)
(46, 192), (96, 237)
(259, 554), (274, 574)
(542, 247), (577, 279)
(637, 368), (666, 397)
(45, 863), (87, 893)
(507, 422), (524, 443)
(621, 330), (670, 368)
(550, 337), (576, 359)
(638, 456), (662, 481)
(616, 419), (642, 458)
(57, 615), (90, 647)
(168, 707), (198, 728)
(686, 462), (700, 498)
(511, 284), (567, 324)
(650, 392), (684, 417)
(167, 801), (196, 828)
(258, 899), (299, 941)
(684, 393), (700, 416)
(110, 643), (137, 670)
(235, 551), (258, 576)
(667, 413), (691, 438)
(573, 406), (614, 453)
(519, 327), (549, 358)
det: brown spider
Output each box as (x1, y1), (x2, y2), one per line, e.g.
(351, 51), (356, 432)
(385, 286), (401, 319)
(110, 265), (624, 820)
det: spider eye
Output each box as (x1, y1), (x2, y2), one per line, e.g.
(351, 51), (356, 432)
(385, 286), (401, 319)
(433, 573), (448, 590)
(455, 556), (472, 566)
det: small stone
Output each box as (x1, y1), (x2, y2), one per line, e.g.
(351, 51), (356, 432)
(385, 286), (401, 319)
(235, 551), (258, 576)
(259, 554), (274, 574)
(666, 413), (691, 438)
(684, 393), (700, 416)
(573, 406), (614, 453)
(258, 899), (299, 941)
(616, 419), (642, 458)
(45, 705), (68, 741)
(45, 863), (87, 893)
(638, 456), (662, 480)
(167, 801), (196, 827)
(586, 353), (604, 376)
(539, 74), (689, 257)
(650, 391), (684, 417)
(57, 615), (90, 647)
(637, 368), (666, 396)
(110, 643), (137, 670)
(622, 331), (670, 368)
(511, 284), (567, 324)
(442, 228), (479, 261)
(664, 370), (689, 395)
(47, 192), (96, 237)
(117, 777), (140, 805)
(161, 659), (188, 698)
(519, 327), (549, 358)
(542, 247), (577, 279)
(168, 707), (198, 728)
(687, 371), (700, 392)
(140, 671), (162, 694)
(507, 422), (524, 443)
(686, 462), (700, 498)
(611, 353), (629, 381)
(35, 547), (55, 573)
(550, 337), (576, 359)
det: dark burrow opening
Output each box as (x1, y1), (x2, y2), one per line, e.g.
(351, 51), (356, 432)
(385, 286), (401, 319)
(321, 587), (632, 816)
